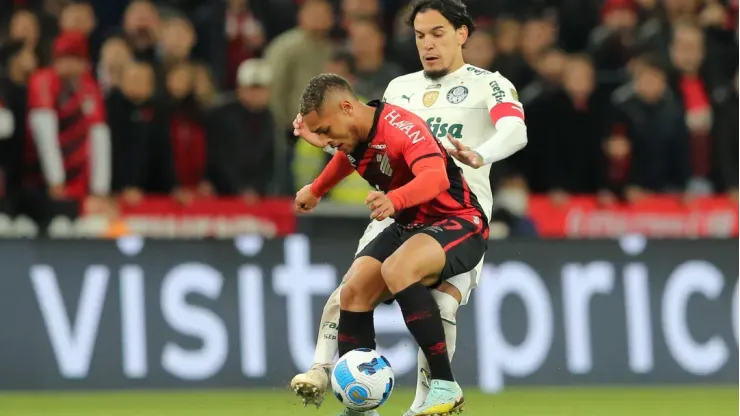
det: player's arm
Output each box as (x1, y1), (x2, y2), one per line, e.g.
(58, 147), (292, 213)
(386, 134), (450, 212)
(88, 80), (111, 196)
(467, 75), (528, 165)
(308, 151), (356, 197)
(27, 71), (65, 187)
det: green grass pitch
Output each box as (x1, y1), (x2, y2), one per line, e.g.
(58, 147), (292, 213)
(0, 387), (736, 415)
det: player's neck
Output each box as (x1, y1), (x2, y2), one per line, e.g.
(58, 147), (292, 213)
(356, 104), (378, 141)
(447, 57), (466, 74)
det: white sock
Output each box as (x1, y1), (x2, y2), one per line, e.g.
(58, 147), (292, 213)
(312, 285), (341, 366)
(409, 290), (459, 410)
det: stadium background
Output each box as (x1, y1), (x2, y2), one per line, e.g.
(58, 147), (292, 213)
(0, 0), (737, 415)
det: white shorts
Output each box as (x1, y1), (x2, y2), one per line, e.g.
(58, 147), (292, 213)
(354, 218), (484, 305)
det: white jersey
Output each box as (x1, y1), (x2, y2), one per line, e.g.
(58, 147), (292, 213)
(382, 64), (523, 221)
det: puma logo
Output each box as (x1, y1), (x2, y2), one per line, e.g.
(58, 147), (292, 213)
(401, 94), (413, 102)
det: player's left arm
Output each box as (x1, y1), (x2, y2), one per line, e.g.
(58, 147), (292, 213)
(385, 131), (450, 212)
(87, 79), (111, 196)
(465, 75), (528, 166)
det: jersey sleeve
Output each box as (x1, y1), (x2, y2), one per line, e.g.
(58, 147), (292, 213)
(27, 70), (57, 110)
(484, 74), (525, 125)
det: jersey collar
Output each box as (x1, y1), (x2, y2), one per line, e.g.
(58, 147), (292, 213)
(348, 100), (384, 167)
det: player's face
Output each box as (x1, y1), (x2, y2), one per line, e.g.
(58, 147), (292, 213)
(303, 101), (359, 153)
(413, 10), (467, 79)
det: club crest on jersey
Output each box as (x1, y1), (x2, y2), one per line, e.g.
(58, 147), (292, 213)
(423, 91), (439, 107)
(446, 86), (468, 104)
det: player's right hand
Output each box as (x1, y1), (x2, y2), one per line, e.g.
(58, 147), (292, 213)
(293, 113), (329, 148)
(295, 184), (321, 213)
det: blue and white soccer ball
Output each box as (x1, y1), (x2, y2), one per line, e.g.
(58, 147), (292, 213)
(331, 348), (395, 411)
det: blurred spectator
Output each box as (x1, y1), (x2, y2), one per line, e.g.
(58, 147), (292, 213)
(542, 55), (612, 205)
(490, 18), (528, 87)
(224, 0), (265, 88)
(588, 0), (639, 88)
(5, 9), (45, 64)
(463, 28), (496, 72)
(122, 0), (161, 64)
(639, 0), (700, 53)
(347, 19), (402, 100)
(107, 61), (176, 205)
(711, 72), (738, 202)
(489, 174), (539, 238)
(389, 3), (421, 73)
(668, 23), (715, 194)
(0, 41), (38, 211)
(337, 0), (381, 38)
(607, 54), (690, 202)
(203, 59), (274, 202)
(59, 1), (96, 37)
(164, 63), (210, 201)
(325, 49), (357, 86)
(518, 16), (557, 87)
(35, 0), (71, 66)
(519, 48), (566, 106)
(21, 31), (110, 229)
(191, 0), (266, 90)
(265, 0), (334, 193)
(159, 15), (196, 71)
(97, 35), (133, 94)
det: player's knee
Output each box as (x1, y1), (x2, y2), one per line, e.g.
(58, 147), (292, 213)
(380, 256), (409, 288)
(339, 281), (367, 311)
(432, 289), (459, 323)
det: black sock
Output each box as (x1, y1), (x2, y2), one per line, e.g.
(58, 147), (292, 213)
(337, 310), (376, 358)
(395, 283), (454, 382)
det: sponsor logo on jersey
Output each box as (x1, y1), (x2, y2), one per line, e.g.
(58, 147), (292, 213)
(423, 91), (439, 107)
(369, 143), (387, 150)
(466, 66), (491, 76)
(447, 86), (468, 104)
(489, 80), (507, 104)
(384, 109), (426, 143)
(426, 83), (441, 90)
(426, 117), (463, 139)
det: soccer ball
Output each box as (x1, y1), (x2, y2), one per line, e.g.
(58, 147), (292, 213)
(331, 348), (395, 411)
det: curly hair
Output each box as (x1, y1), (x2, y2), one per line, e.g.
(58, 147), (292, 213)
(298, 73), (356, 115)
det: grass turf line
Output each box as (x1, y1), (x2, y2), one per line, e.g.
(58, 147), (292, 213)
(0, 387), (736, 415)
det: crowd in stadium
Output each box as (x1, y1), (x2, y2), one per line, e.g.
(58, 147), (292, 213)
(0, 0), (737, 226)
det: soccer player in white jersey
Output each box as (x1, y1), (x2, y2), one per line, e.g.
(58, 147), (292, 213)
(290, 1), (527, 415)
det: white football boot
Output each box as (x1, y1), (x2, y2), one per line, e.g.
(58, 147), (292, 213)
(290, 364), (331, 408)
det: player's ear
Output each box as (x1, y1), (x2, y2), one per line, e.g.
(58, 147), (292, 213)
(340, 100), (353, 116)
(457, 25), (469, 46)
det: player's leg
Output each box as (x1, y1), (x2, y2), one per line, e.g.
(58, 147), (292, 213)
(407, 257), (483, 414)
(407, 286), (461, 414)
(290, 284), (341, 406)
(290, 220), (392, 408)
(384, 218), (486, 415)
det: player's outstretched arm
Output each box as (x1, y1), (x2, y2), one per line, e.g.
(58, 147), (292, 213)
(295, 151), (355, 213)
(448, 75), (528, 167)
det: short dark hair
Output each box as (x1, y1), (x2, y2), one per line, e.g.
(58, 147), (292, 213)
(406, 0), (476, 37)
(299, 73), (356, 115)
(330, 50), (357, 74)
(632, 52), (667, 74)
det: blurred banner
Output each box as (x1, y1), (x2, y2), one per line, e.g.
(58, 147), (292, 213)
(0, 238), (736, 391)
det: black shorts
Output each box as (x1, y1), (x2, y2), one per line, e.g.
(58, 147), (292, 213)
(356, 215), (488, 283)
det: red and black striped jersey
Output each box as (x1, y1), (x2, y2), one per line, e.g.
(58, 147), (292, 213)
(347, 101), (486, 226)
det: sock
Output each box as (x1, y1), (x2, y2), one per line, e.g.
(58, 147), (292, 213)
(411, 291), (458, 409)
(395, 283), (454, 382)
(337, 309), (376, 358)
(312, 286), (341, 366)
